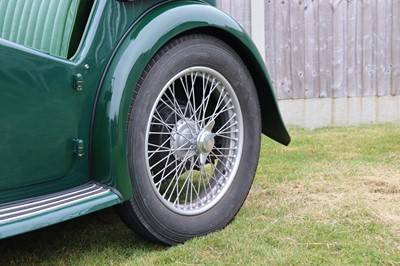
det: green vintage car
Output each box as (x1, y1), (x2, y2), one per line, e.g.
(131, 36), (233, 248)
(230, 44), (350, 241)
(0, 0), (290, 245)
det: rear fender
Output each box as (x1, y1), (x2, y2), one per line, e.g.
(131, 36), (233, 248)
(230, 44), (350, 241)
(91, 1), (290, 200)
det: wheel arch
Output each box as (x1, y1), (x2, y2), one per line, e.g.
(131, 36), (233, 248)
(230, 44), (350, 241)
(192, 27), (291, 146)
(90, 2), (290, 200)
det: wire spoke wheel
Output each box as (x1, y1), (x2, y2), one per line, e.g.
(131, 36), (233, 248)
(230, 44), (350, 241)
(117, 35), (261, 245)
(146, 67), (243, 215)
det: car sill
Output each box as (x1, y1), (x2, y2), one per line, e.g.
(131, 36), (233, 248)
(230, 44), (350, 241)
(0, 182), (121, 239)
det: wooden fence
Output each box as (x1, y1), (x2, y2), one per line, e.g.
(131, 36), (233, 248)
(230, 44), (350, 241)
(217, 0), (400, 100)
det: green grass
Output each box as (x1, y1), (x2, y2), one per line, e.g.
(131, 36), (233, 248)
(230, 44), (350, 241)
(1, 124), (400, 265)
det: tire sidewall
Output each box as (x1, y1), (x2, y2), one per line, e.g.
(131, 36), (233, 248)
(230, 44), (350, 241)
(127, 35), (261, 243)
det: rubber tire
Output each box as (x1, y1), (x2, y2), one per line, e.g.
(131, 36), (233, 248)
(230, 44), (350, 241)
(116, 34), (261, 245)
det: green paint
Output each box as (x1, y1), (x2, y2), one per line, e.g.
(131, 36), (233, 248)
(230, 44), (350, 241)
(0, 0), (289, 238)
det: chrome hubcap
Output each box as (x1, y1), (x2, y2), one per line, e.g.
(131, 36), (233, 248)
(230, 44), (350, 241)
(170, 119), (197, 159)
(170, 118), (216, 164)
(197, 131), (215, 155)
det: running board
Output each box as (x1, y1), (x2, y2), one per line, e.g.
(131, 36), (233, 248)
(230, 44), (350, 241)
(0, 182), (122, 239)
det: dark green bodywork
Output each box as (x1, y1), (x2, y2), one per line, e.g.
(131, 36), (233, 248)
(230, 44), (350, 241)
(0, 0), (290, 237)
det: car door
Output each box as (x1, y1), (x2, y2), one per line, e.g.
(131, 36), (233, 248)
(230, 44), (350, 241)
(0, 40), (78, 191)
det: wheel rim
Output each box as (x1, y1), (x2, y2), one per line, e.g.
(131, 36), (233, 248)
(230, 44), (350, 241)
(145, 66), (244, 215)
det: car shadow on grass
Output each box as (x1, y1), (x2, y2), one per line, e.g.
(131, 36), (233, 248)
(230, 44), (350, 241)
(0, 208), (166, 265)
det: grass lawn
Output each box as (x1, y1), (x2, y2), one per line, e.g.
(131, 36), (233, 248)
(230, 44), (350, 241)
(1, 124), (399, 265)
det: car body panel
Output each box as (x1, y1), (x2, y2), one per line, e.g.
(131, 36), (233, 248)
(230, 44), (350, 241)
(0, 0), (169, 203)
(0, 39), (83, 202)
(0, 0), (290, 238)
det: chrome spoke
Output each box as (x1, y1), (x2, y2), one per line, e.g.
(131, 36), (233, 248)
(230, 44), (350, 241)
(167, 156), (190, 202)
(214, 130), (237, 136)
(200, 77), (220, 128)
(163, 151), (192, 199)
(167, 83), (189, 120)
(206, 157), (225, 185)
(150, 117), (193, 143)
(188, 76), (220, 126)
(149, 149), (174, 171)
(203, 102), (234, 124)
(213, 147), (237, 151)
(152, 109), (177, 134)
(190, 72), (199, 124)
(200, 165), (213, 199)
(180, 76), (196, 120)
(163, 88), (196, 137)
(210, 150), (234, 167)
(208, 156), (228, 178)
(153, 155), (186, 182)
(177, 157), (198, 206)
(150, 122), (175, 127)
(215, 114), (237, 134)
(145, 67), (243, 215)
(159, 97), (185, 121)
(147, 137), (172, 160)
(214, 134), (238, 141)
(148, 146), (193, 155)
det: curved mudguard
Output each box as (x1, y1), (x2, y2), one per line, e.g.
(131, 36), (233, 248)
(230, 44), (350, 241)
(91, 1), (291, 200)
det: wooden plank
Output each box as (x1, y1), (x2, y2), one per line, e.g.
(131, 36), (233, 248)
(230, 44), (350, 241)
(346, 0), (358, 97)
(318, 0), (333, 98)
(342, 0), (348, 97)
(251, 1), (265, 60)
(219, 0), (251, 35)
(304, 0), (319, 98)
(392, 0), (400, 96)
(384, 0), (393, 96)
(231, 0), (241, 27)
(242, 0), (252, 35)
(290, 0), (305, 99)
(355, 0), (364, 97)
(362, 0), (376, 96)
(332, 0), (346, 97)
(265, 0), (277, 89)
(217, 0), (230, 14)
(231, 0), (248, 33)
(376, 0), (389, 96)
(275, 0), (292, 99)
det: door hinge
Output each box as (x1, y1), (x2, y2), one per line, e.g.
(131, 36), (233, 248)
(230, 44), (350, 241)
(73, 73), (83, 91)
(72, 139), (84, 157)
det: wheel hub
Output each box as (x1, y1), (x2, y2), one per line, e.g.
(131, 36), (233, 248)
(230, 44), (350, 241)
(197, 131), (215, 154)
(170, 118), (216, 163)
(171, 119), (197, 159)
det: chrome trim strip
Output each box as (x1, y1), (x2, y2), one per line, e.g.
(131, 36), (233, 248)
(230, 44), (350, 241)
(0, 188), (104, 219)
(0, 184), (111, 224)
(0, 184), (98, 213)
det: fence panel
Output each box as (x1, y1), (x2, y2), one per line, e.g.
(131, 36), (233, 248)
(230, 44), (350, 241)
(218, 0), (400, 99)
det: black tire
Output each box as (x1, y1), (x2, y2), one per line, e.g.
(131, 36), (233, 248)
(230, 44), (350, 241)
(116, 34), (261, 245)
